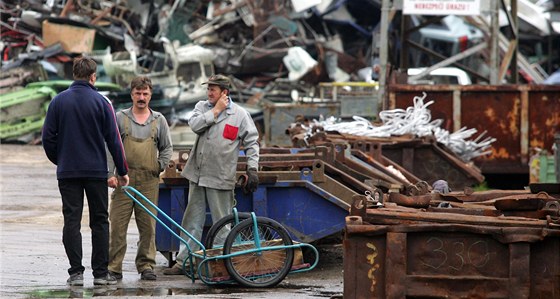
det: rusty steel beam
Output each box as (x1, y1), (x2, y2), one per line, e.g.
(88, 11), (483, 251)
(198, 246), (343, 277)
(237, 159), (315, 171)
(352, 149), (422, 185)
(436, 189), (530, 203)
(287, 129), (484, 189)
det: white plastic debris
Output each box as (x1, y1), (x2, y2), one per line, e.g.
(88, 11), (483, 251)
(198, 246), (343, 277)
(385, 165), (411, 184)
(282, 47), (318, 81)
(304, 92), (496, 162)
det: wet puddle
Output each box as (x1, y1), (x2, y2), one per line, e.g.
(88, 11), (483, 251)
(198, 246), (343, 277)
(25, 284), (339, 298)
(27, 286), (259, 298)
(27, 286), (263, 298)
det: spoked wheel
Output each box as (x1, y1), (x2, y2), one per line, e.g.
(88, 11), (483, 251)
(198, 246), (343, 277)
(204, 212), (251, 249)
(223, 217), (294, 288)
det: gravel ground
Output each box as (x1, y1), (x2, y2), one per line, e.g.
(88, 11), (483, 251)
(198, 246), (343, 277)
(0, 144), (344, 299)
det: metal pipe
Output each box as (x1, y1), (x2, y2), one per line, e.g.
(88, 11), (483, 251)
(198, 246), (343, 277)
(379, 0), (391, 111)
(490, 0), (500, 84)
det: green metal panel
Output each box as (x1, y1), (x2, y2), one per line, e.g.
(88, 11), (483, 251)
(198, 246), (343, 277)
(0, 87), (55, 126)
(0, 114), (46, 139)
(26, 80), (122, 92)
(539, 154), (557, 183)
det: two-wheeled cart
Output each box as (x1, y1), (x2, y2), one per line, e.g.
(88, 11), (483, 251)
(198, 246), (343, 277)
(122, 186), (319, 287)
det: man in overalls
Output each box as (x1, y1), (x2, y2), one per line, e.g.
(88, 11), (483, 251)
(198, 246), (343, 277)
(107, 76), (173, 281)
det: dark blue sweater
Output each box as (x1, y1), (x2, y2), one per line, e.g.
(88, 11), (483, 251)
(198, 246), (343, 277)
(42, 81), (128, 179)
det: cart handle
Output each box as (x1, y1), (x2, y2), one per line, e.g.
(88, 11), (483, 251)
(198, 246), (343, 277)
(121, 186), (206, 256)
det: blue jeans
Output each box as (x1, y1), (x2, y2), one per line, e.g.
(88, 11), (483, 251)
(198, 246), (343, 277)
(58, 178), (109, 278)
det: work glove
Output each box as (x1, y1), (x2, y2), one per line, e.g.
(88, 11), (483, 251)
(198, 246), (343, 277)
(246, 168), (259, 193)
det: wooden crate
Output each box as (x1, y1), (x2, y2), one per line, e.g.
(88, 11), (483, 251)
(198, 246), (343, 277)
(194, 240), (305, 282)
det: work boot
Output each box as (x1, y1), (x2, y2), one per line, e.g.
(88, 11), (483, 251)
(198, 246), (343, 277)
(162, 264), (185, 275)
(93, 273), (118, 285)
(67, 273), (84, 286)
(140, 269), (157, 280)
(109, 270), (122, 280)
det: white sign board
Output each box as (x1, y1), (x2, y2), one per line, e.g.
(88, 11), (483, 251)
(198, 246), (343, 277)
(403, 0), (481, 16)
(291, 0), (322, 13)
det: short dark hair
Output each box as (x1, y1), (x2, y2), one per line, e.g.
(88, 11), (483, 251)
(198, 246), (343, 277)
(130, 76), (153, 91)
(73, 56), (97, 80)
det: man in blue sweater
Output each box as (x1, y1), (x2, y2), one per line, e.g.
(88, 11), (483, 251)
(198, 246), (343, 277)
(42, 56), (129, 286)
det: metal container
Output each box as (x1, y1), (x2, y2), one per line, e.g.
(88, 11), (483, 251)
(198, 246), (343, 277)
(157, 164), (354, 262)
(155, 184), (189, 263)
(344, 196), (560, 298)
(387, 84), (560, 174)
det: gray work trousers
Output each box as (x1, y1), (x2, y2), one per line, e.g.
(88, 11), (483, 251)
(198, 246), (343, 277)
(175, 181), (234, 265)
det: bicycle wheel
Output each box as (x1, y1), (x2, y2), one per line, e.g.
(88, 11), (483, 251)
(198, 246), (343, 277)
(204, 213), (251, 249)
(223, 217), (294, 288)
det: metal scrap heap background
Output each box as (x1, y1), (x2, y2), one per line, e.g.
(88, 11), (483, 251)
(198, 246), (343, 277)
(1, 0), (379, 91)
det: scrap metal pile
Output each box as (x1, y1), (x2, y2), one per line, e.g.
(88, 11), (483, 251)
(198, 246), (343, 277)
(165, 141), (483, 202)
(1, 0), (382, 142)
(161, 144), (560, 239)
(286, 92), (496, 163)
(284, 92), (497, 194)
(1, 0), (380, 94)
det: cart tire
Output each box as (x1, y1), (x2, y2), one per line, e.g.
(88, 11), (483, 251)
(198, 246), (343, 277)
(223, 217), (294, 288)
(204, 213), (251, 249)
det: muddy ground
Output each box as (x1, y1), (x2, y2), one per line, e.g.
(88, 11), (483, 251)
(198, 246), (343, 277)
(0, 144), (344, 299)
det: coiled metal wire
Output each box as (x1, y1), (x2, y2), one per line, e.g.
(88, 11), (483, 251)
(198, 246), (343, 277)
(303, 92), (496, 162)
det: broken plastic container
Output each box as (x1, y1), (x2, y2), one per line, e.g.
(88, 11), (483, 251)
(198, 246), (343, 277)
(282, 47), (318, 81)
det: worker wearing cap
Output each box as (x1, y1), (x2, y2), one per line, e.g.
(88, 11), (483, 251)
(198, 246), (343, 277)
(163, 74), (259, 275)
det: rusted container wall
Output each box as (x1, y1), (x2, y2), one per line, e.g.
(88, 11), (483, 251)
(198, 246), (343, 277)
(387, 85), (560, 174)
(379, 140), (484, 190)
(344, 213), (560, 298)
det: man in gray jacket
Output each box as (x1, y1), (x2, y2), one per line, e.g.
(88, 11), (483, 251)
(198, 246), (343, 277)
(163, 74), (259, 275)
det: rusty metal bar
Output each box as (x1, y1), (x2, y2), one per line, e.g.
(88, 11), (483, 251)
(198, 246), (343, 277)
(520, 87), (529, 165)
(408, 42), (488, 83)
(358, 209), (552, 229)
(405, 40), (488, 82)
(452, 89), (461, 132)
(490, 0), (500, 84)
(324, 163), (375, 194)
(499, 39), (517, 82)
(237, 160), (314, 170)
(335, 147), (403, 186)
(352, 149), (420, 185)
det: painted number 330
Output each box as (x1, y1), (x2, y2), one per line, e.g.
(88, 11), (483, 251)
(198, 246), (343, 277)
(422, 237), (492, 271)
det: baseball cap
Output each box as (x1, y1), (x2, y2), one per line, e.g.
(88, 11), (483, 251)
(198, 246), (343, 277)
(202, 74), (231, 89)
